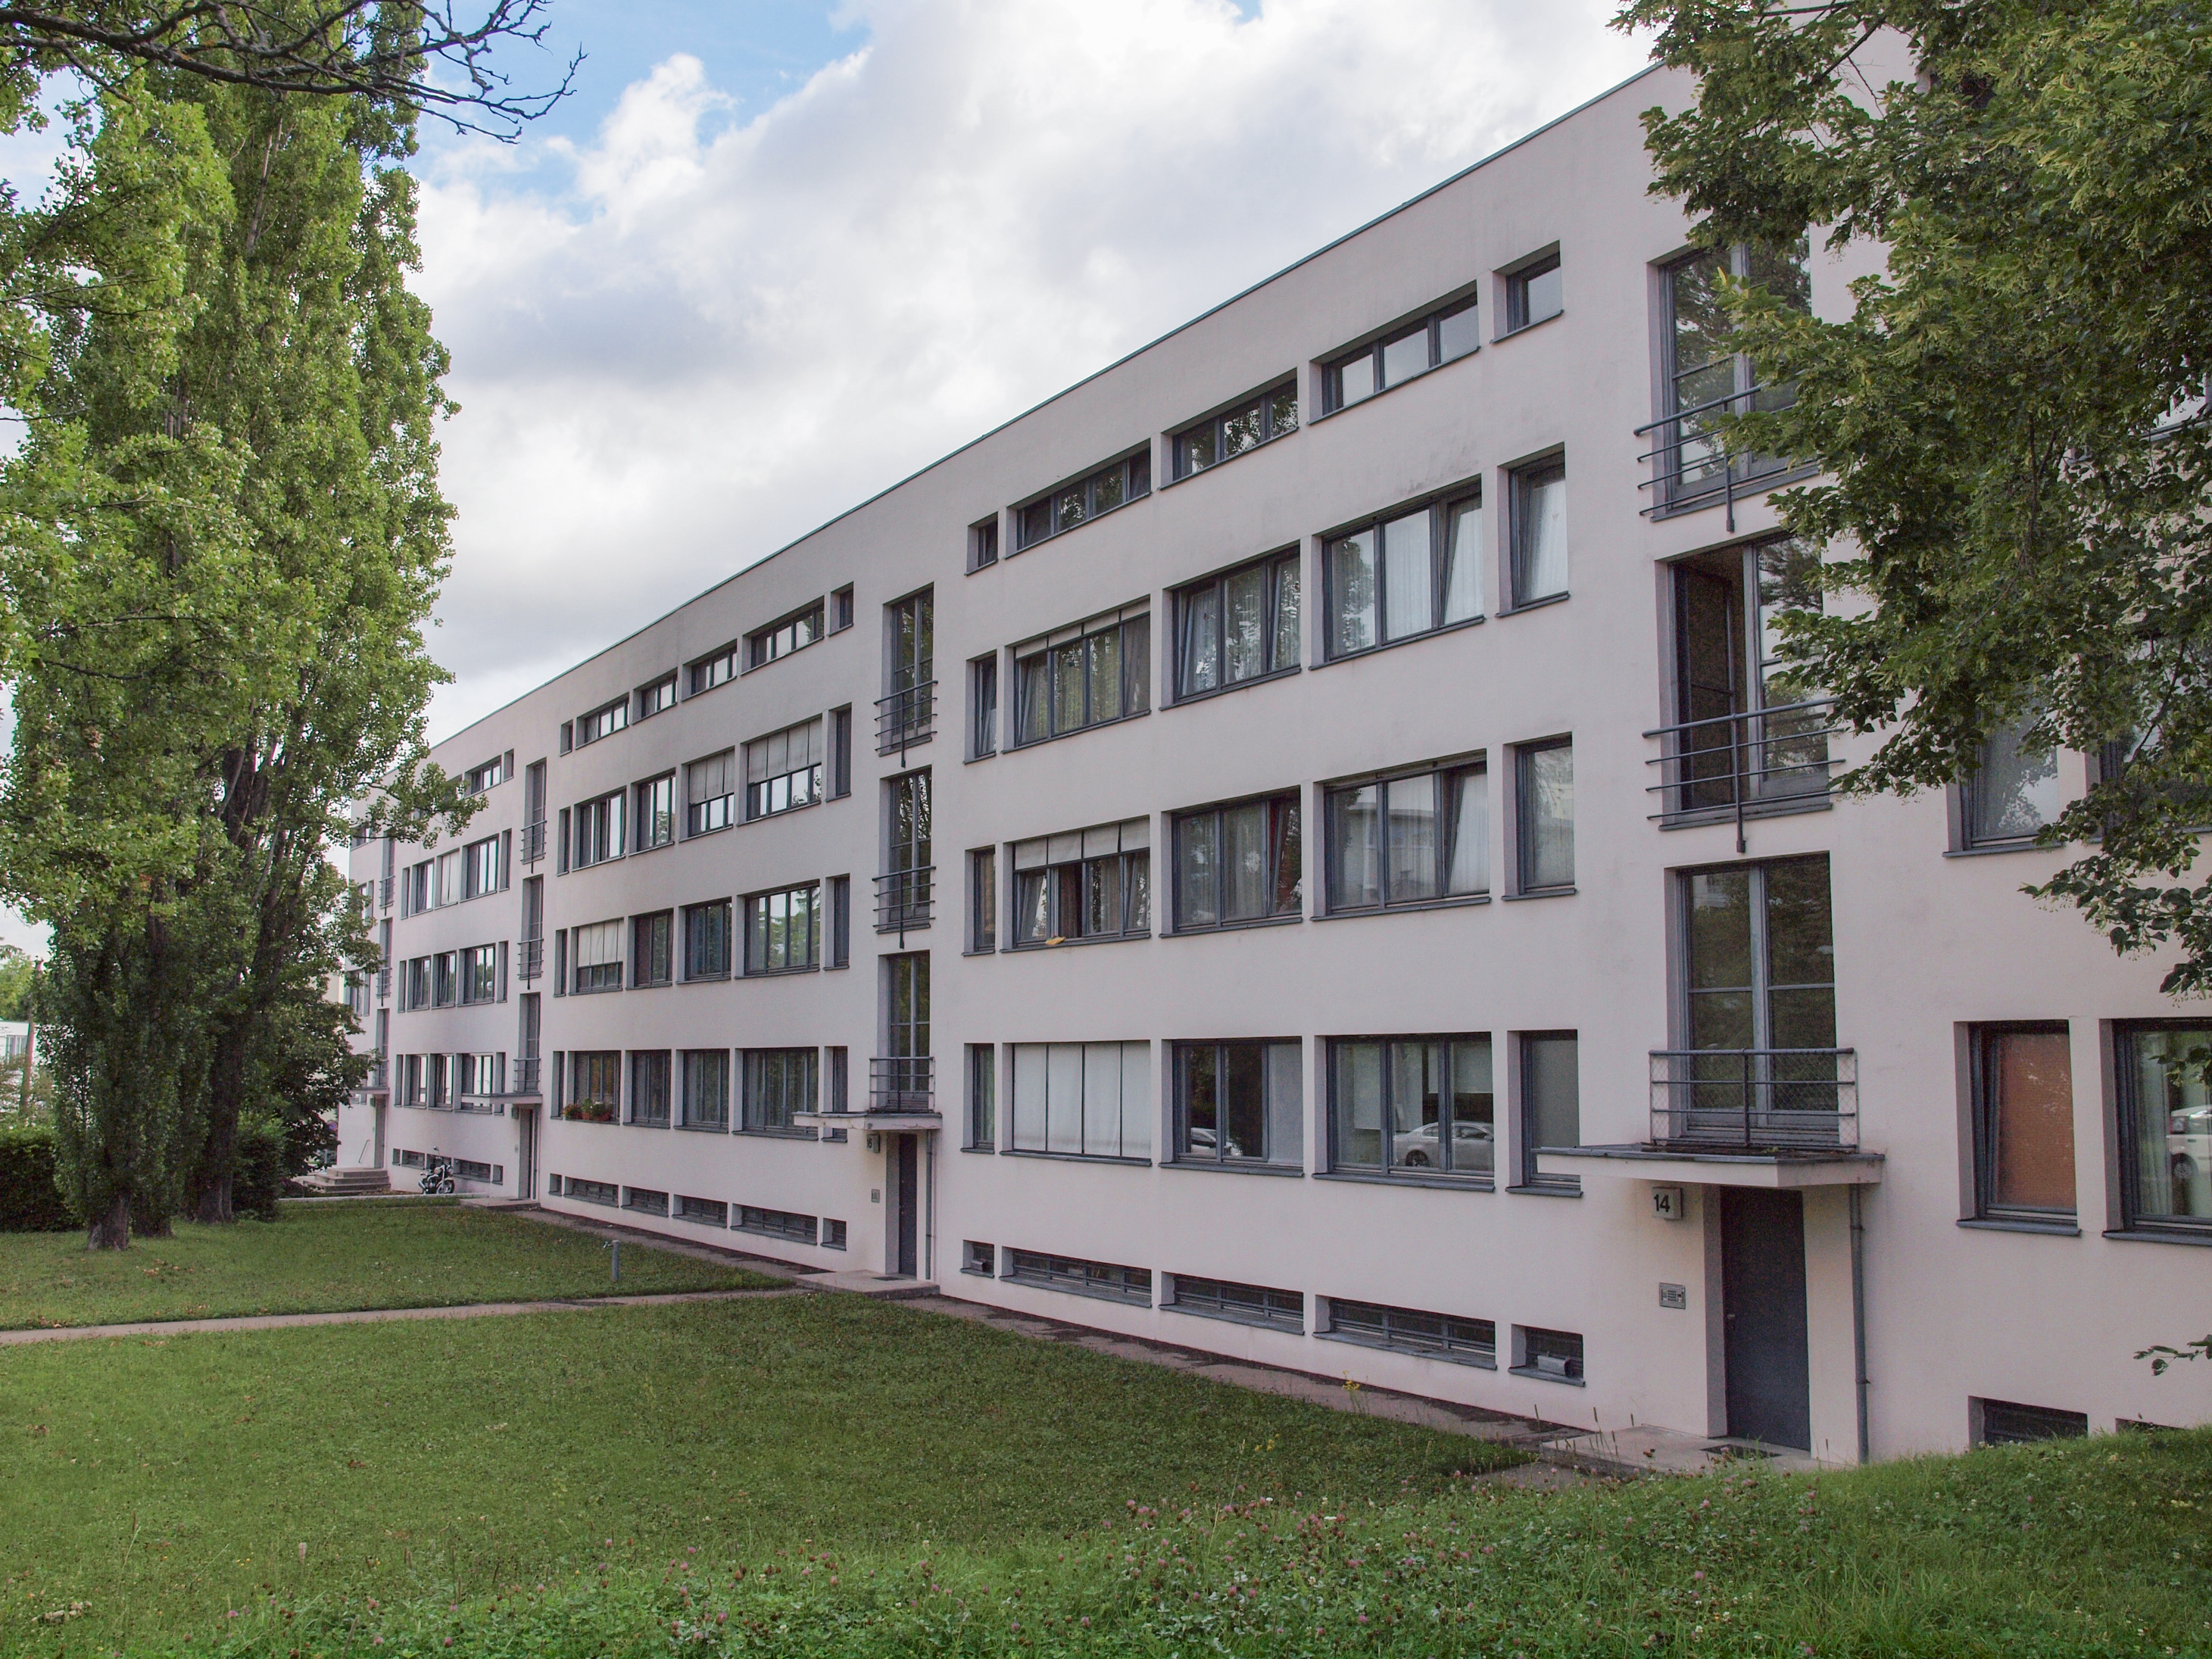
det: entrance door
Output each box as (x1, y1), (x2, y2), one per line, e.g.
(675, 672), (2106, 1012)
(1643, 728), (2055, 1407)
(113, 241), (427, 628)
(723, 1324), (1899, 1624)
(894, 1136), (919, 1277)
(514, 1108), (535, 1200)
(371, 1102), (386, 1170)
(1720, 1187), (1811, 1449)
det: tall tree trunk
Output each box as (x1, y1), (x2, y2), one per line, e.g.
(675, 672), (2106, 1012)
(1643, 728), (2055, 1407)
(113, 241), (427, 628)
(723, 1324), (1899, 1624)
(86, 1189), (130, 1251)
(194, 1028), (242, 1224)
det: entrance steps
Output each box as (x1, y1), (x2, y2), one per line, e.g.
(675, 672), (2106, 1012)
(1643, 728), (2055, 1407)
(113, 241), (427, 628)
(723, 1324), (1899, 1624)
(288, 1166), (392, 1197)
(802, 1271), (940, 1300)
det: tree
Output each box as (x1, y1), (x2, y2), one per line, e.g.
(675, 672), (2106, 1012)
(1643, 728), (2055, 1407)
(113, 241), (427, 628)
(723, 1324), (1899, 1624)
(0, 946), (36, 1021)
(1616, 1), (2212, 993)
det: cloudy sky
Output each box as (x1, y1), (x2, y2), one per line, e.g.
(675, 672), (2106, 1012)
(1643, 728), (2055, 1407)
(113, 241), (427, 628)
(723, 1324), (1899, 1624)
(413, 0), (1654, 739)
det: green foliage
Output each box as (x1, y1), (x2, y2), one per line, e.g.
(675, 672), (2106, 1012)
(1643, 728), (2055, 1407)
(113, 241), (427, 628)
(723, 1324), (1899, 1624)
(1617, 0), (2212, 994)
(0, 1124), (70, 1230)
(0, 945), (37, 1021)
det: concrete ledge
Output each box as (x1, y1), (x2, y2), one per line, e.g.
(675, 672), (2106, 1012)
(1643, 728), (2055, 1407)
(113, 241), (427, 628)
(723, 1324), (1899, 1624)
(1537, 1145), (1884, 1188)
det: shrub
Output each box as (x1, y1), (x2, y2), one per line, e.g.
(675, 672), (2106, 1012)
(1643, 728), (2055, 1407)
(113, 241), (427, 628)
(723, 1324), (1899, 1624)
(0, 1124), (73, 1231)
(231, 1117), (285, 1223)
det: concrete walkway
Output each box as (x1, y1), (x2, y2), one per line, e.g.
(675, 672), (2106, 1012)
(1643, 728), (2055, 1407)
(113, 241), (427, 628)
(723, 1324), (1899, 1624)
(0, 1284), (803, 1347)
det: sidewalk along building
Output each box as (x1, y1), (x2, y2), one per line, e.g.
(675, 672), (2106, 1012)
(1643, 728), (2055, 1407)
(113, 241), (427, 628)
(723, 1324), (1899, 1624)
(338, 56), (2212, 1466)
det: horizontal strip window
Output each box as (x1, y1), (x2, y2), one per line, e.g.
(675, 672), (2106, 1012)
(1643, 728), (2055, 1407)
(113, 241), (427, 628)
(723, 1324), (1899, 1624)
(1015, 450), (1151, 551)
(453, 1158), (500, 1183)
(1174, 548), (1299, 700)
(1324, 490), (1483, 660)
(1327, 1297), (1495, 1365)
(570, 919), (623, 994)
(1169, 1273), (1303, 1331)
(635, 672), (676, 720)
(736, 1205), (817, 1245)
(1012, 817), (1149, 946)
(745, 883), (821, 974)
(1324, 758), (1487, 912)
(675, 1195), (727, 1227)
(1171, 380), (1297, 481)
(565, 1177), (618, 1206)
(1172, 791), (1299, 931)
(1012, 605), (1150, 747)
(1321, 292), (1478, 413)
(574, 697), (629, 746)
(1329, 1035), (1494, 1180)
(1174, 1040), (1302, 1167)
(622, 1186), (669, 1216)
(1004, 1248), (1151, 1305)
(748, 598), (825, 670)
(688, 641), (739, 697)
(1515, 1325), (1584, 1383)
(572, 791), (624, 868)
(745, 718), (823, 820)
(563, 1049), (619, 1121)
(1011, 1040), (1152, 1159)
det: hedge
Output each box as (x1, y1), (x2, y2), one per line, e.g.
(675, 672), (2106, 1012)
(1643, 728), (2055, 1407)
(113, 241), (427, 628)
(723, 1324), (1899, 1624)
(0, 1125), (73, 1231)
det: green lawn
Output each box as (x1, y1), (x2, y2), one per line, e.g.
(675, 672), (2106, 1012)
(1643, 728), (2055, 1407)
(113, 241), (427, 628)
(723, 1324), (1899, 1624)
(0, 1295), (1518, 1649)
(0, 1200), (778, 1329)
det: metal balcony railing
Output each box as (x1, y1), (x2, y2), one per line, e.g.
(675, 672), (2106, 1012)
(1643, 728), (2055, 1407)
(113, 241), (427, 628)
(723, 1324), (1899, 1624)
(514, 1056), (541, 1097)
(1649, 1049), (1858, 1152)
(379, 875), (394, 911)
(521, 817), (548, 865)
(376, 967), (391, 1001)
(516, 937), (544, 983)
(869, 1056), (934, 1112)
(1634, 384), (1808, 531)
(874, 866), (934, 937)
(875, 679), (937, 759)
(367, 1059), (388, 1091)
(1644, 697), (1842, 852)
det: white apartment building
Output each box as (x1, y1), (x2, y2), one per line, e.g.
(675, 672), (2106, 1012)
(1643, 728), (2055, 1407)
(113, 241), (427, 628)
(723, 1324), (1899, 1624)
(338, 61), (2212, 1466)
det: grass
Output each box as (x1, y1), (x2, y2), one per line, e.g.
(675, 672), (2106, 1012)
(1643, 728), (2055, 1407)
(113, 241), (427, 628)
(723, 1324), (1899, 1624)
(0, 1294), (1521, 1650)
(0, 1200), (779, 1329)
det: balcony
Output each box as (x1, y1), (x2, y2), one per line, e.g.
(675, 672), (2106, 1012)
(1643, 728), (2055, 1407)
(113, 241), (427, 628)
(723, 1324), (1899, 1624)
(1644, 698), (1842, 851)
(516, 937), (544, 983)
(870, 1056), (934, 1112)
(875, 679), (936, 759)
(375, 968), (391, 1002)
(874, 866), (934, 937)
(1635, 384), (1814, 529)
(521, 817), (548, 865)
(379, 875), (394, 911)
(513, 1056), (541, 1097)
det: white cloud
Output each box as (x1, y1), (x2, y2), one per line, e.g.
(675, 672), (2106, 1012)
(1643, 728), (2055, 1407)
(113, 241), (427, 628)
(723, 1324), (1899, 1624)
(417, 0), (1651, 737)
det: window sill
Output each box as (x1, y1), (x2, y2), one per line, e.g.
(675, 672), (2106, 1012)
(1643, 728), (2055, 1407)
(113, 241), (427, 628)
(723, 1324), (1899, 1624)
(682, 821), (735, 844)
(1943, 840), (2058, 859)
(964, 749), (997, 765)
(1315, 893), (1488, 924)
(624, 1120), (672, 1131)
(1007, 931), (1152, 953)
(736, 1127), (820, 1142)
(1496, 590), (1570, 618)
(1957, 1215), (2079, 1236)
(742, 963), (822, 980)
(630, 839), (675, 857)
(1505, 1182), (1583, 1199)
(1170, 912), (1305, 938)
(962, 946), (999, 957)
(1167, 663), (1301, 709)
(1316, 613), (1485, 672)
(557, 1114), (619, 1126)
(1309, 346), (1476, 426)
(1006, 706), (1151, 755)
(2103, 1227), (2212, 1248)
(570, 984), (624, 996)
(1492, 308), (1564, 345)
(569, 855), (625, 874)
(960, 1143), (997, 1155)
(1508, 1364), (1586, 1388)
(1313, 1169), (1493, 1193)
(675, 1121), (730, 1134)
(629, 980), (672, 992)
(1164, 1302), (1305, 1336)
(1315, 1328), (1497, 1369)
(1500, 886), (1576, 903)
(1161, 424), (1298, 491)
(738, 637), (822, 678)
(1000, 1147), (1153, 1168)
(1009, 486), (1152, 557)
(1004, 1274), (1152, 1308)
(743, 800), (822, 830)
(1162, 1158), (1306, 1177)
(678, 971), (733, 985)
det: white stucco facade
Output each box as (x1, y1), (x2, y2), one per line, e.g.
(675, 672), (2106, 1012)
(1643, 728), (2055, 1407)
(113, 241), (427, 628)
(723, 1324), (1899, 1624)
(339, 63), (2212, 1466)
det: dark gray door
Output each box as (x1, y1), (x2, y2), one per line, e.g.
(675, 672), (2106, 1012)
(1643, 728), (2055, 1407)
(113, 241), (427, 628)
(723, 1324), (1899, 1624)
(1721, 1187), (1811, 1449)
(894, 1137), (919, 1277)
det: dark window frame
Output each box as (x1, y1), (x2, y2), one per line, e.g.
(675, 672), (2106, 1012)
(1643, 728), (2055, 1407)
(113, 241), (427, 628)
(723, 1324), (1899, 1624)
(681, 898), (732, 981)
(1009, 819), (1150, 949)
(969, 517), (999, 572)
(1320, 488), (1486, 662)
(1326, 1296), (1496, 1367)
(746, 597), (826, 672)
(1508, 455), (1568, 609)
(627, 1049), (671, 1127)
(1513, 738), (1574, 893)
(1516, 1031), (1581, 1191)
(1005, 1248), (1152, 1305)
(635, 672), (677, 720)
(968, 653), (998, 759)
(575, 696), (629, 746)
(630, 910), (673, 989)
(1318, 289), (1480, 415)
(966, 1043), (996, 1150)
(1012, 448), (1153, 553)
(1326, 1032), (1496, 1185)
(741, 1046), (819, 1135)
(743, 881), (822, 976)
(1969, 1021), (2076, 1224)
(1168, 378), (1299, 482)
(1167, 1272), (1303, 1331)
(2113, 1019), (2212, 1240)
(1321, 756), (1488, 914)
(967, 846), (997, 952)
(1171, 789), (1303, 932)
(633, 772), (676, 852)
(1501, 247), (1562, 335)
(1010, 606), (1150, 748)
(1172, 547), (1303, 700)
(687, 641), (740, 697)
(1172, 1038), (1303, 1168)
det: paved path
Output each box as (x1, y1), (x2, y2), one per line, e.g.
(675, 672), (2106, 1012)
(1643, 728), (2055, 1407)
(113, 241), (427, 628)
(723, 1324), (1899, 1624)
(0, 1284), (803, 1347)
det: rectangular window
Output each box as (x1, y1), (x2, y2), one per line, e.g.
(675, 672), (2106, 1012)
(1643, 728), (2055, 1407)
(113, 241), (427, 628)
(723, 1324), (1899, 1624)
(1964, 714), (2062, 848)
(1503, 250), (1562, 332)
(2114, 1022), (2212, 1236)
(1329, 1035), (1494, 1180)
(828, 875), (850, 968)
(432, 951), (458, 1007)
(572, 920), (623, 994)
(880, 769), (932, 934)
(682, 900), (732, 981)
(1518, 1033), (1580, 1189)
(464, 753), (508, 794)
(459, 943), (499, 1006)
(1009, 1040), (1151, 1159)
(821, 1218), (847, 1249)
(566, 1050), (619, 1121)
(882, 588), (934, 753)
(1668, 539), (1828, 814)
(1010, 818), (1150, 946)
(631, 910), (672, 987)
(1012, 606), (1150, 746)
(1171, 380), (1298, 480)
(1005, 1249), (1151, 1305)
(826, 1046), (848, 1114)
(566, 1176), (617, 1205)
(1971, 1024), (2075, 1221)
(744, 1047), (818, 1133)
(404, 860), (430, 915)
(1168, 1274), (1303, 1330)
(1174, 1040), (1301, 1166)
(573, 791), (624, 867)
(747, 599), (825, 669)
(1176, 548), (1301, 696)
(679, 1049), (730, 1130)
(457, 1052), (503, 1099)
(745, 883), (821, 974)
(1515, 1326), (1585, 1383)
(969, 653), (998, 757)
(683, 750), (735, 837)
(628, 1050), (671, 1127)
(1324, 492), (1483, 658)
(1659, 241), (1809, 507)
(463, 834), (502, 898)
(676, 1195), (728, 1227)
(576, 697), (629, 745)
(968, 847), (997, 950)
(1324, 759), (1487, 912)
(1014, 450), (1152, 551)
(634, 773), (676, 850)
(967, 1043), (996, 1149)
(737, 1205), (817, 1244)
(969, 518), (999, 571)
(831, 584), (853, 631)
(427, 1052), (450, 1108)
(688, 641), (738, 697)
(436, 849), (463, 908)
(1173, 791), (1302, 930)
(1514, 741), (1573, 891)
(830, 706), (853, 797)
(963, 1240), (996, 1276)
(1322, 293), (1479, 413)
(635, 672), (677, 719)
(1328, 1298), (1496, 1366)
(1509, 459), (1568, 605)
(1973, 1399), (2089, 1445)
(745, 719), (823, 820)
